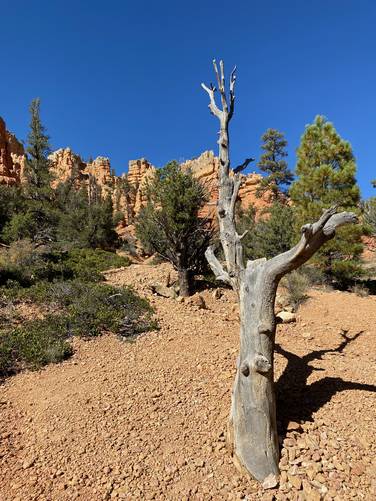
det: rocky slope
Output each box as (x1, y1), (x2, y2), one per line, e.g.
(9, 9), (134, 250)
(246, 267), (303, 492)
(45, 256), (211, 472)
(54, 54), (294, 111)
(0, 262), (375, 500)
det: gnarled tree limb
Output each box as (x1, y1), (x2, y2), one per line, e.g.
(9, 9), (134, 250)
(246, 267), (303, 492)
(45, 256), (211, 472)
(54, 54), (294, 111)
(266, 207), (358, 280)
(205, 246), (231, 284)
(233, 157), (255, 174)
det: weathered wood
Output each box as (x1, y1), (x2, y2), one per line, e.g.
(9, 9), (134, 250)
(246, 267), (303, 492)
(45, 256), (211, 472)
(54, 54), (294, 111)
(202, 60), (358, 485)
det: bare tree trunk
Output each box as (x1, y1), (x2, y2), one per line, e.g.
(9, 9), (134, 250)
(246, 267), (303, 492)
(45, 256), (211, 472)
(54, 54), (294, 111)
(202, 60), (358, 485)
(178, 268), (191, 297)
(229, 260), (279, 482)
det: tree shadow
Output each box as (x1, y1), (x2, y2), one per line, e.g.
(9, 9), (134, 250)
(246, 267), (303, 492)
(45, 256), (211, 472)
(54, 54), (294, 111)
(275, 330), (376, 437)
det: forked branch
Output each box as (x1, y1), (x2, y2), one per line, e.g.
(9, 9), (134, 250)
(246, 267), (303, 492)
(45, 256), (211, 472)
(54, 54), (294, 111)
(266, 206), (358, 280)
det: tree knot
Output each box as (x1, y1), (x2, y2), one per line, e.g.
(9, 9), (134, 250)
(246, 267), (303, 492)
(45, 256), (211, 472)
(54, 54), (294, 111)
(253, 353), (271, 374)
(240, 361), (250, 377)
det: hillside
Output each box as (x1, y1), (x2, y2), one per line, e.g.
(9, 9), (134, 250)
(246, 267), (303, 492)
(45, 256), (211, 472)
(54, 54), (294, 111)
(0, 262), (375, 500)
(0, 117), (272, 240)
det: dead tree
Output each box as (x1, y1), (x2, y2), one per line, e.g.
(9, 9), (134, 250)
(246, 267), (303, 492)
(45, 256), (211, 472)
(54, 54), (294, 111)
(201, 60), (358, 486)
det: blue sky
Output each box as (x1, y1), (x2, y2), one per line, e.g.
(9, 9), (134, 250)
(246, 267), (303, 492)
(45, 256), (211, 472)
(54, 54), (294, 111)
(1, 0), (375, 198)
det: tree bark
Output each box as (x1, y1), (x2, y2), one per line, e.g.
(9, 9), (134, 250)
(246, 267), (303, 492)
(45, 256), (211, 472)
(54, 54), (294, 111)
(228, 259), (279, 483)
(202, 60), (359, 485)
(178, 268), (191, 297)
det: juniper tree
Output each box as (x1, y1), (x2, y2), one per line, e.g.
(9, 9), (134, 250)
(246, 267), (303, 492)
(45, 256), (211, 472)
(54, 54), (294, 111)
(135, 161), (212, 296)
(290, 116), (363, 282)
(257, 128), (293, 199)
(202, 60), (358, 485)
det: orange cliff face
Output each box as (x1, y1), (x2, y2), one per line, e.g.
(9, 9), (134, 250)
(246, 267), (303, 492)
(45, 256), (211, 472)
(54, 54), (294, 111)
(0, 116), (272, 237)
(0, 117), (26, 185)
(181, 150), (273, 219)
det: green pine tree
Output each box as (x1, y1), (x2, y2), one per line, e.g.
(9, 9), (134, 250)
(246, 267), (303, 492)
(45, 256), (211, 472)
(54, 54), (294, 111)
(55, 178), (119, 250)
(290, 115), (363, 283)
(3, 99), (58, 244)
(135, 161), (212, 296)
(237, 202), (296, 262)
(257, 128), (293, 199)
(24, 98), (53, 197)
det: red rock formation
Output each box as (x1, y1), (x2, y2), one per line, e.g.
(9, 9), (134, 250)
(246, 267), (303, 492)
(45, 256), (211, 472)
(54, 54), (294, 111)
(0, 117), (26, 185)
(181, 150), (272, 219)
(49, 148), (87, 187)
(0, 117), (272, 236)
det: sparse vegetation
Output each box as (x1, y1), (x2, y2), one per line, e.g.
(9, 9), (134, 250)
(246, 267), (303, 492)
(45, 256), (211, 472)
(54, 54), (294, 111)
(281, 270), (310, 310)
(0, 100), (153, 379)
(0, 280), (157, 376)
(349, 283), (370, 297)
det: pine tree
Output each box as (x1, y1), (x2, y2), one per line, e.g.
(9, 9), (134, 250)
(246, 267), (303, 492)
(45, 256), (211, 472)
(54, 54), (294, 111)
(25, 98), (53, 197)
(135, 161), (212, 296)
(237, 202), (296, 261)
(257, 128), (293, 198)
(3, 99), (58, 244)
(290, 115), (363, 282)
(55, 179), (119, 250)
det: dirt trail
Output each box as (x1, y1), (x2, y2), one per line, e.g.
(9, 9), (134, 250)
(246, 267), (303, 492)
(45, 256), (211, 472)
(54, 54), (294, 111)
(0, 263), (375, 500)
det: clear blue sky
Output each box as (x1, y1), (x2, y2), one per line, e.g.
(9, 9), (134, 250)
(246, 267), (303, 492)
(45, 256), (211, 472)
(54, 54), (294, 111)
(1, 0), (375, 198)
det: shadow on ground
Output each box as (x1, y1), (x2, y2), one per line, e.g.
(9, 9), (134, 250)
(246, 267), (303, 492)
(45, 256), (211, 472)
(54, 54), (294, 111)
(275, 331), (376, 438)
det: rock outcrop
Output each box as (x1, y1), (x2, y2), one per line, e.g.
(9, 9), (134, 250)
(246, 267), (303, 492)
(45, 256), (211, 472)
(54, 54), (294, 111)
(0, 116), (272, 238)
(181, 150), (272, 219)
(0, 117), (26, 185)
(49, 148), (87, 186)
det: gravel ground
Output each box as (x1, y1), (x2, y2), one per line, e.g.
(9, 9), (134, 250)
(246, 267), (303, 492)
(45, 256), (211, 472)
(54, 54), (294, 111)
(0, 263), (375, 501)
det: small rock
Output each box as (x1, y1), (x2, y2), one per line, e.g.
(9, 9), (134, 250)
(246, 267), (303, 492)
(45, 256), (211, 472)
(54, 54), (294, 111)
(212, 289), (223, 299)
(188, 294), (206, 310)
(22, 458), (35, 469)
(287, 421), (302, 431)
(351, 462), (366, 476)
(288, 474), (302, 490)
(149, 284), (177, 299)
(276, 311), (296, 324)
(262, 473), (279, 489)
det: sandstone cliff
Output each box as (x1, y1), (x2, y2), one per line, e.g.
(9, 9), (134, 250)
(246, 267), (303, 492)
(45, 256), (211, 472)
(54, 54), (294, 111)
(181, 150), (272, 220)
(0, 117), (271, 237)
(0, 117), (26, 185)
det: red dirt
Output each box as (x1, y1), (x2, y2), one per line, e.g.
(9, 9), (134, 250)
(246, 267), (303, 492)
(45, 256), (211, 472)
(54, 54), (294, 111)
(0, 263), (375, 500)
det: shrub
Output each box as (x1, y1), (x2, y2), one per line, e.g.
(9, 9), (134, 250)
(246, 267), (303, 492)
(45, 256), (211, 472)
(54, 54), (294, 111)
(5, 280), (157, 338)
(349, 283), (369, 297)
(0, 316), (73, 375)
(0, 243), (130, 287)
(299, 265), (327, 286)
(282, 270), (310, 310)
(0, 240), (72, 286)
(0, 280), (157, 377)
(63, 281), (157, 337)
(64, 248), (129, 280)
